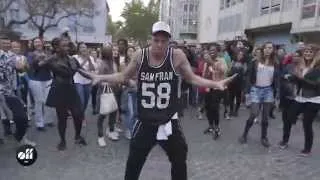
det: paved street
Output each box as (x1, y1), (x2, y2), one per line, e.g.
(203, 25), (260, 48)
(1, 106), (320, 180)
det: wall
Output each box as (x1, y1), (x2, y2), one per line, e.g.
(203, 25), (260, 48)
(217, 2), (246, 40)
(198, 0), (219, 43)
(252, 30), (295, 52)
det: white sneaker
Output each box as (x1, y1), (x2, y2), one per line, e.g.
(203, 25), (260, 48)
(20, 137), (36, 147)
(125, 129), (132, 140)
(197, 114), (203, 120)
(108, 131), (120, 141)
(98, 137), (106, 147)
(115, 127), (123, 133)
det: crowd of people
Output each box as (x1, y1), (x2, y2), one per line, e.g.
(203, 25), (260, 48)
(190, 40), (320, 156)
(0, 32), (141, 149)
(0, 26), (319, 158)
(0, 20), (320, 180)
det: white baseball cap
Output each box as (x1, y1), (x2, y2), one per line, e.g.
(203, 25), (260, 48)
(152, 21), (171, 37)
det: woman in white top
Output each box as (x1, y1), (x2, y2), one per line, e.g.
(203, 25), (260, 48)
(73, 43), (98, 124)
(239, 42), (279, 148)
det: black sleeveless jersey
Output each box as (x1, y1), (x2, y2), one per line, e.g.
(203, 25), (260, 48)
(137, 47), (181, 125)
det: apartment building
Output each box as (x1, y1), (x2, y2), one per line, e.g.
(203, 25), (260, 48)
(0, 0), (111, 44)
(199, 0), (320, 52)
(159, 0), (199, 43)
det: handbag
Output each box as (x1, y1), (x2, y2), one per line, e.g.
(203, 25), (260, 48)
(99, 84), (118, 115)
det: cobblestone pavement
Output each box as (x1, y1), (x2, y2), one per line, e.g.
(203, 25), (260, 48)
(1, 106), (320, 180)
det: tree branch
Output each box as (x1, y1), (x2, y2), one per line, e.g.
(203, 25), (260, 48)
(6, 15), (32, 29)
(43, 13), (76, 31)
(0, 0), (15, 13)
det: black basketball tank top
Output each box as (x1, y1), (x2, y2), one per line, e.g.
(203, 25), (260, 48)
(137, 47), (181, 125)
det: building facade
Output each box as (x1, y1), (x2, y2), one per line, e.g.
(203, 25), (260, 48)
(199, 0), (320, 52)
(0, 0), (111, 44)
(159, 0), (199, 43)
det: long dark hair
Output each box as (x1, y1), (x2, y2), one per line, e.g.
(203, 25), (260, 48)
(234, 49), (245, 63)
(261, 42), (277, 66)
(31, 37), (44, 51)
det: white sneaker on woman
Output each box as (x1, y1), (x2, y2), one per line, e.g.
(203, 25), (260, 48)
(108, 131), (119, 141)
(125, 129), (132, 140)
(20, 137), (36, 147)
(98, 137), (106, 147)
(115, 127), (123, 133)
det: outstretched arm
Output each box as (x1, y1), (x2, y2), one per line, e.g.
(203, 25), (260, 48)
(175, 49), (236, 90)
(89, 50), (141, 85)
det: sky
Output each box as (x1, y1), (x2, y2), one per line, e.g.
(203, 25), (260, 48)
(108, 0), (150, 22)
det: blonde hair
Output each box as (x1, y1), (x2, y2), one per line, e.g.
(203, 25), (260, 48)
(311, 52), (320, 69)
(304, 44), (320, 68)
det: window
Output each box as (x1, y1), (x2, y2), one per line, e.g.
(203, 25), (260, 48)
(226, 0), (231, 7)
(220, 0), (225, 9)
(183, 19), (187, 25)
(81, 16), (96, 33)
(189, 4), (194, 12)
(303, 0), (316, 5)
(184, 4), (188, 12)
(261, 0), (270, 15)
(302, 0), (316, 19)
(83, 26), (96, 33)
(271, 0), (281, 12)
(218, 13), (242, 34)
(95, 11), (100, 16)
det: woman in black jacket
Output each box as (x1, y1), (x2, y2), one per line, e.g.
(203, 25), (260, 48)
(239, 42), (279, 148)
(38, 36), (88, 151)
(279, 45), (320, 156)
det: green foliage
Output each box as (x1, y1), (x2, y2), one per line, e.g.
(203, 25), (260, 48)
(120, 0), (159, 43)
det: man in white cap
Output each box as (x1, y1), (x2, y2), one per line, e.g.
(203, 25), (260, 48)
(87, 21), (237, 180)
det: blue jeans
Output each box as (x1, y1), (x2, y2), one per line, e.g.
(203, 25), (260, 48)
(75, 83), (92, 113)
(123, 90), (137, 133)
(250, 86), (274, 103)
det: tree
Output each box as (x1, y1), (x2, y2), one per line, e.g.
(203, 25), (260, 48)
(121, 0), (159, 44)
(0, 0), (33, 29)
(24, 0), (95, 38)
(0, 0), (15, 13)
(0, 0), (95, 38)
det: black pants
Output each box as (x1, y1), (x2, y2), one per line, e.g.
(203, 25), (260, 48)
(242, 102), (272, 139)
(283, 100), (319, 152)
(205, 90), (223, 127)
(125, 120), (188, 180)
(55, 105), (83, 142)
(2, 96), (28, 142)
(281, 98), (294, 143)
(91, 85), (98, 112)
(17, 75), (29, 105)
(229, 85), (242, 114)
(97, 111), (117, 137)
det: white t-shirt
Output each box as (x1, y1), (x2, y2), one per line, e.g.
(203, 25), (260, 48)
(73, 55), (98, 84)
(255, 63), (274, 87)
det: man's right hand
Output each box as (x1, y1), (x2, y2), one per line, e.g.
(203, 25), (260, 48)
(91, 75), (102, 86)
(214, 73), (238, 90)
